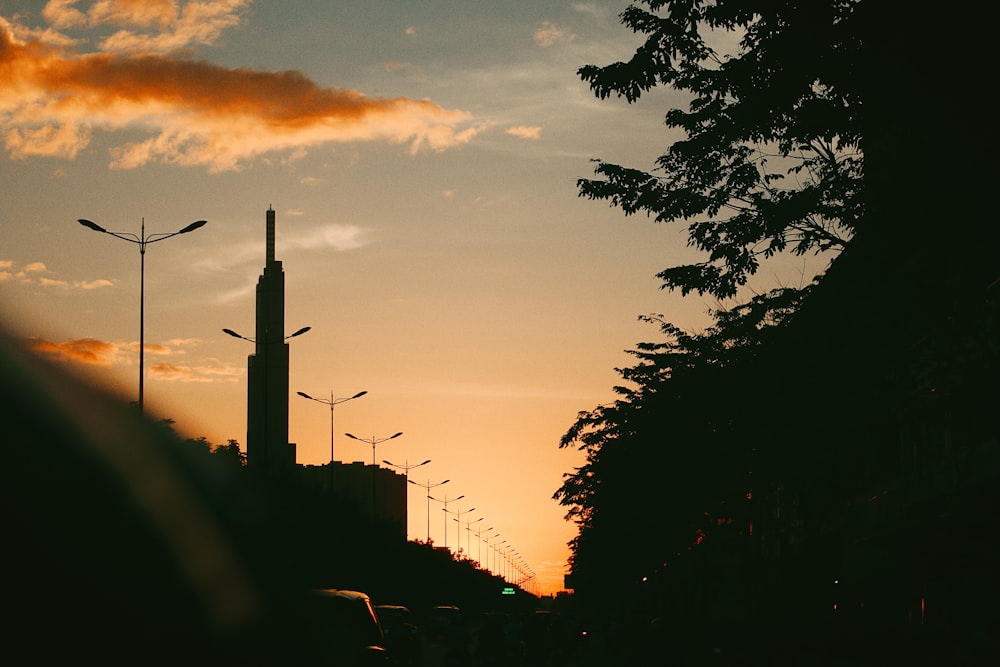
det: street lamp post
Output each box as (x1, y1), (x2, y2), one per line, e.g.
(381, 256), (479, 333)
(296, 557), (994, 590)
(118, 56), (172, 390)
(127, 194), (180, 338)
(223, 327), (312, 344)
(475, 524), (493, 567)
(486, 532), (501, 574)
(408, 478), (449, 544)
(384, 459), (430, 540)
(345, 431), (403, 518)
(443, 504), (475, 557)
(429, 494), (464, 549)
(498, 540), (510, 580)
(452, 516), (483, 561)
(297, 389), (367, 462)
(78, 217), (207, 413)
(223, 326), (310, 470)
(383, 458), (431, 483)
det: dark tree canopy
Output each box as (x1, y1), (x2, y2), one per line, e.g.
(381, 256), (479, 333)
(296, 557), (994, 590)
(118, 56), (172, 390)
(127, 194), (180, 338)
(554, 287), (808, 594)
(577, 0), (862, 299)
(557, 0), (868, 608)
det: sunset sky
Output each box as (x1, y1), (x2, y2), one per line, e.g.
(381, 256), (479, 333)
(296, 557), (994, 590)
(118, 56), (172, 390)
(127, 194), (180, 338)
(1, 1), (818, 597)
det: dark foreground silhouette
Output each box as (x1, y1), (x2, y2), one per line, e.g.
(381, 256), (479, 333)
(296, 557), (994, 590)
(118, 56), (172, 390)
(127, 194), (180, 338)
(0, 324), (325, 663)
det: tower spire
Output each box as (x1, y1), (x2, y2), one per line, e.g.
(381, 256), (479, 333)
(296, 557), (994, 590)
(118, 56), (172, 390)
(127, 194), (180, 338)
(266, 205), (275, 264)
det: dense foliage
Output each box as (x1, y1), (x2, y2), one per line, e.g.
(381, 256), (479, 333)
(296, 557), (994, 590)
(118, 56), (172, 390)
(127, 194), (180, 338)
(577, 0), (861, 299)
(557, 0), (864, 607)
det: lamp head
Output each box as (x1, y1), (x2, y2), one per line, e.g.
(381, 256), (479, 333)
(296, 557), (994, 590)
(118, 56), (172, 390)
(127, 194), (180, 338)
(179, 219), (207, 234)
(297, 391), (313, 399)
(78, 218), (106, 232)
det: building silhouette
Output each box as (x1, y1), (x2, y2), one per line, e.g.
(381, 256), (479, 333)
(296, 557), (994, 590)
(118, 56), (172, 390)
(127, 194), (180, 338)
(246, 207), (295, 475)
(242, 207), (406, 536)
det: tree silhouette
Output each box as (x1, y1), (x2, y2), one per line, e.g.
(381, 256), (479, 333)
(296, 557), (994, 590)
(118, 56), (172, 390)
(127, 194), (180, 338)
(560, 0), (868, 619)
(555, 287), (808, 604)
(577, 0), (861, 299)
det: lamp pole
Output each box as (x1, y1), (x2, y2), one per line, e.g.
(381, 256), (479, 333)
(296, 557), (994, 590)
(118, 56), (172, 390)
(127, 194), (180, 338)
(498, 540), (510, 580)
(429, 494), (464, 549)
(475, 524), (493, 567)
(345, 431), (403, 518)
(383, 459), (430, 540)
(383, 458), (431, 484)
(443, 504), (475, 557)
(408, 478), (449, 544)
(486, 532), (501, 574)
(223, 326), (311, 470)
(78, 217), (206, 413)
(452, 516), (483, 561)
(297, 389), (367, 462)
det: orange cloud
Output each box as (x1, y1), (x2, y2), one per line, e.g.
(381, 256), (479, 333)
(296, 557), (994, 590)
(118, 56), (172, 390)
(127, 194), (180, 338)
(41, 0), (247, 52)
(150, 362), (243, 383)
(0, 259), (113, 288)
(0, 16), (480, 171)
(25, 334), (241, 381)
(27, 336), (119, 365)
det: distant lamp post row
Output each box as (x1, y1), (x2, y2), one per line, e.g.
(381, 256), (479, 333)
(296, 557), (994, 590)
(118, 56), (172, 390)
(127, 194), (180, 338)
(78, 217), (207, 413)
(298, 389), (368, 462)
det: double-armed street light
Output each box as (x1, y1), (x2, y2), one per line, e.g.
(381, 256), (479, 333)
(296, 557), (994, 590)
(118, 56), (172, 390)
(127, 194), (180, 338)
(345, 431), (403, 518)
(497, 539), (510, 581)
(345, 431), (404, 467)
(383, 458), (431, 481)
(485, 531), (502, 574)
(452, 516), (483, 561)
(475, 524), (494, 567)
(223, 326), (312, 344)
(223, 325), (311, 470)
(428, 493), (463, 549)
(384, 459), (430, 540)
(409, 478), (449, 543)
(298, 390), (367, 462)
(443, 504), (475, 557)
(78, 217), (207, 413)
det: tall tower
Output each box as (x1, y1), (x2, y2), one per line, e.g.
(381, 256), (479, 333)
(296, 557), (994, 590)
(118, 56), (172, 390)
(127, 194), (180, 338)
(246, 207), (295, 474)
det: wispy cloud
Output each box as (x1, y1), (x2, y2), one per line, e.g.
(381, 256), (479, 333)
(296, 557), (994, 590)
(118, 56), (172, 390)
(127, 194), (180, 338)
(284, 224), (368, 252)
(533, 20), (576, 47)
(0, 260), (113, 289)
(0, 5), (483, 172)
(26, 333), (242, 382)
(42, 0), (252, 54)
(385, 60), (425, 77)
(506, 125), (542, 140)
(150, 361), (244, 383)
(26, 336), (122, 365)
